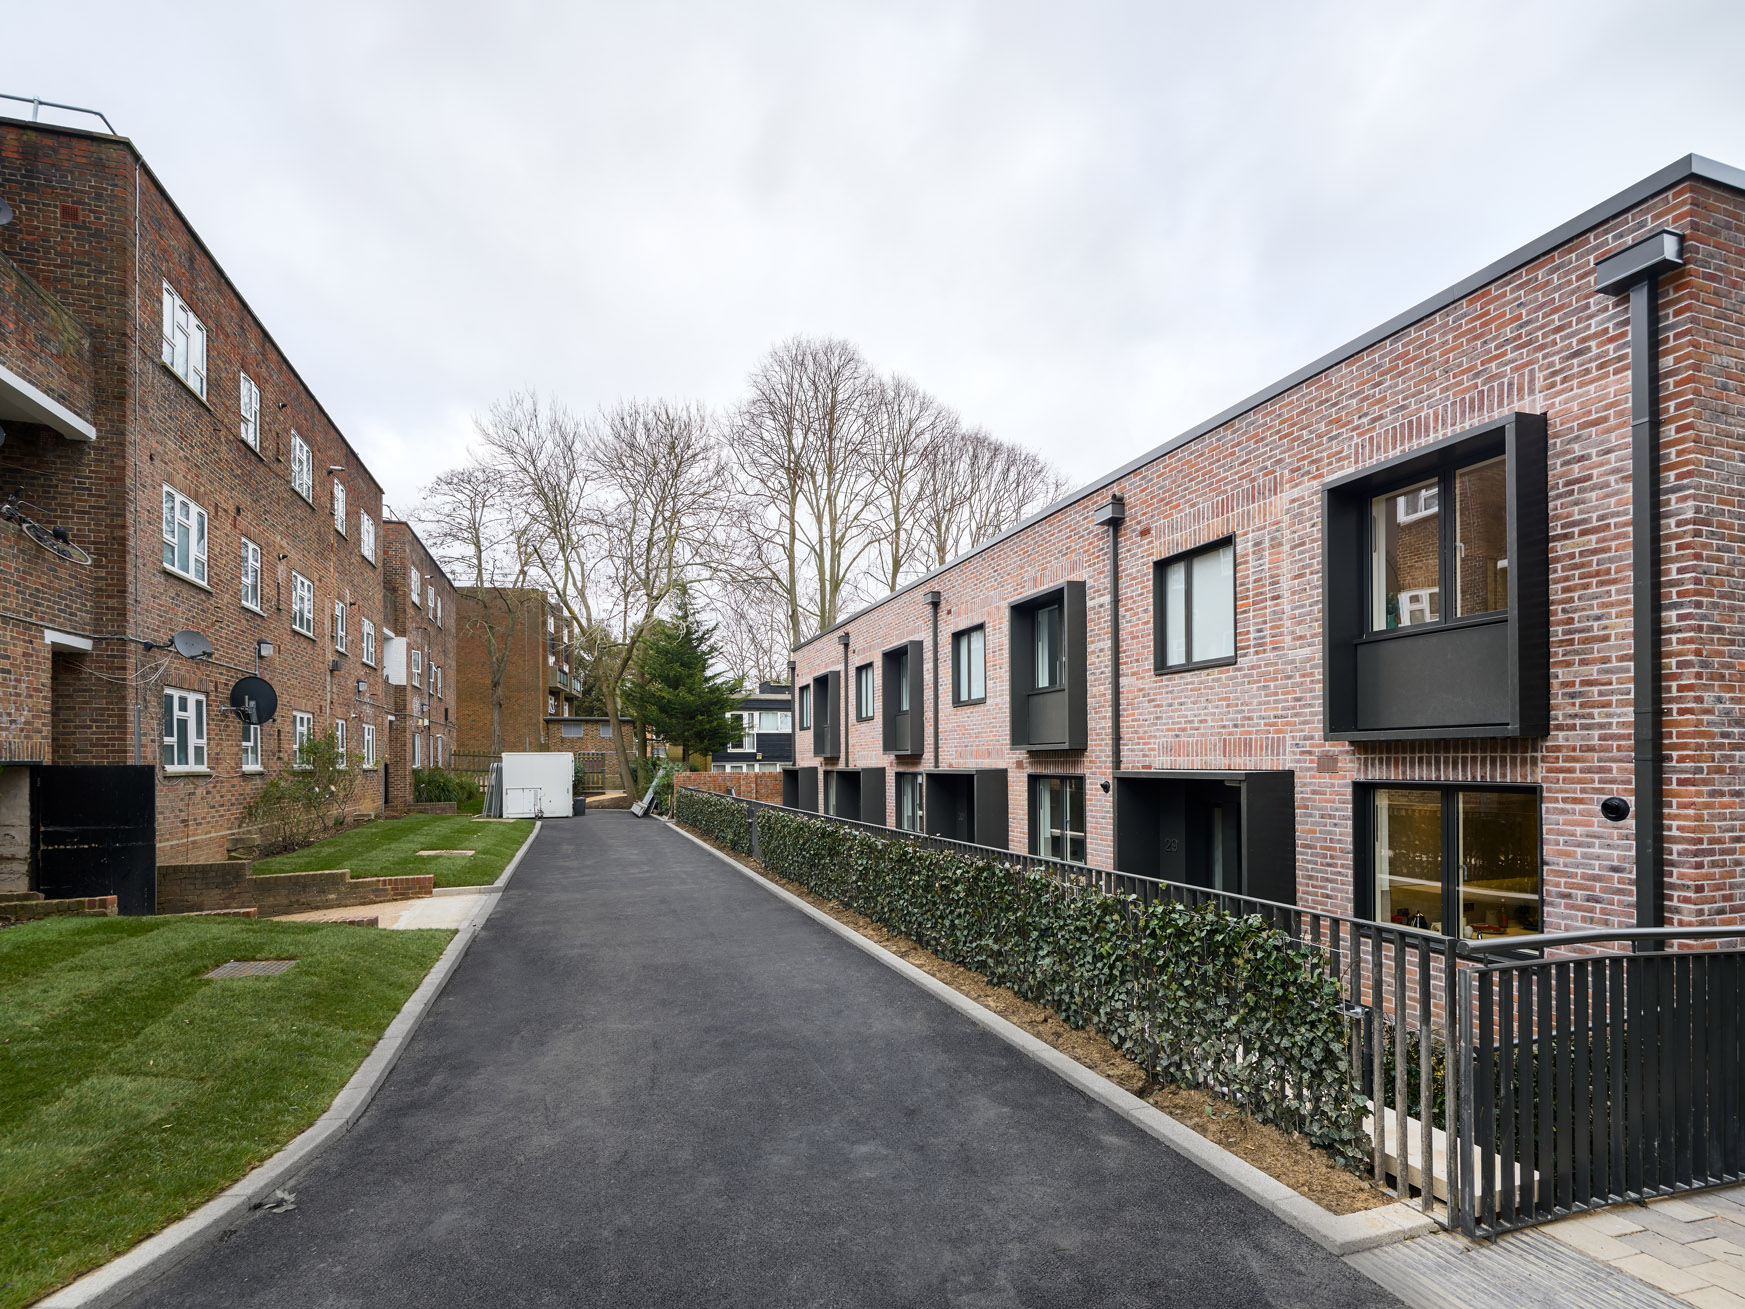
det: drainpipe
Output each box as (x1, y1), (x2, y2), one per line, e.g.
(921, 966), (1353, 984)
(787, 658), (796, 774)
(1595, 229), (1683, 942)
(924, 590), (941, 770)
(1095, 494), (1126, 866)
(837, 630), (851, 768)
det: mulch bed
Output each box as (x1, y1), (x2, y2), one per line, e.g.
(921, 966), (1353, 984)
(680, 823), (1392, 1217)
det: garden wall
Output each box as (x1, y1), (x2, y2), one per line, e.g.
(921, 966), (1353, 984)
(156, 862), (432, 917)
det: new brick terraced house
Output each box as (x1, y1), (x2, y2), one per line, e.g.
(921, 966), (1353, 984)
(789, 155), (1745, 944)
(0, 114), (445, 888)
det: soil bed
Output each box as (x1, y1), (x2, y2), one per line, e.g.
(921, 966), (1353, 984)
(679, 822), (1390, 1217)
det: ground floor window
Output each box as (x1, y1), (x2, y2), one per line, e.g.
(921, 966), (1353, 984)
(292, 711), (313, 766)
(363, 723), (377, 768)
(413, 733), (423, 768)
(896, 772), (923, 832)
(1364, 785), (1540, 940)
(1030, 775), (1085, 863)
(335, 720), (347, 766)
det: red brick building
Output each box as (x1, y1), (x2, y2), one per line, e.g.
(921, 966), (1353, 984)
(454, 588), (587, 755)
(381, 521), (457, 807)
(791, 156), (1745, 945)
(0, 115), (427, 878)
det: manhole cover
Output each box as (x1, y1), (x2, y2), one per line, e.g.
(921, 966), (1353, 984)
(203, 959), (297, 979)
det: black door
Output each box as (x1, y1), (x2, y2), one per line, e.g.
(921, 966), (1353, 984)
(30, 765), (157, 915)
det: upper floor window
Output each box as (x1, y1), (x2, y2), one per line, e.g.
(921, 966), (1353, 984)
(292, 711), (313, 766)
(241, 721), (261, 771)
(739, 712), (757, 751)
(162, 689), (207, 771)
(435, 595), (442, 627)
(1009, 581), (1087, 752)
(160, 282), (207, 398)
(1371, 457), (1507, 632)
(161, 485), (207, 585)
(334, 719), (347, 766)
(290, 433), (314, 502)
(333, 600), (348, 653)
(411, 648), (423, 687)
(548, 692), (558, 715)
(333, 480), (347, 534)
(410, 567), (421, 605)
(426, 582), (435, 612)
(360, 512), (376, 563)
(240, 536), (263, 612)
(291, 572), (315, 637)
(952, 626), (985, 704)
(1033, 604), (1063, 690)
(1154, 538), (1236, 672)
(434, 664), (442, 697)
(855, 663), (874, 721)
(239, 373), (260, 449)
(362, 617), (377, 666)
(797, 684), (812, 729)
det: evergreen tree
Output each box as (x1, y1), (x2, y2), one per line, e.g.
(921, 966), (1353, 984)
(620, 586), (742, 766)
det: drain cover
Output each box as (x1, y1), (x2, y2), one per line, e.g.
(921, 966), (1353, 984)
(203, 959), (297, 979)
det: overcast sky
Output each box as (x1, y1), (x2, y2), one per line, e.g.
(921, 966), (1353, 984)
(7, 0), (1745, 516)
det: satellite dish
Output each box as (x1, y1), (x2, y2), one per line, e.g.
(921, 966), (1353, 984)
(171, 629), (213, 660)
(0, 195), (12, 227)
(229, 676), (278, 726)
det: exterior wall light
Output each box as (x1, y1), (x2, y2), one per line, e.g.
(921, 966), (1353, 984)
(256, 639), (274, 659)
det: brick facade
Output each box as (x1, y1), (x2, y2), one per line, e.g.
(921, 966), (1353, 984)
(677, 770), (783, 804)
(381, 522), (456, 807)
(0, 119), (448, 869)
(454, 588), (586, 755)
(793, 166), (1745, 940)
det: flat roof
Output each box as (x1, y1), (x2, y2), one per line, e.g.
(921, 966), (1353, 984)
(797, 153), (1745, 651)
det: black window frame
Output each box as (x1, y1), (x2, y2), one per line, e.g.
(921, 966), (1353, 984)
(1151, 535), (1238, 675)
(951, 624), (986, 706)
(894, 770), (924, 832)
(1362, 457), (1510, 638)
(1353, 781), (1543, 942)
(1028, 773), (1086, 864)
(854, 662), (875, 722)
(797, 683), (812, 730)
(882, 640), (925, 756)
(1008, 580), (1087, 752)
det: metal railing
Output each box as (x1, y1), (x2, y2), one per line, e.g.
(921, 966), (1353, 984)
(684, 792), (1745, 1232)
(0, 94), (117, 135)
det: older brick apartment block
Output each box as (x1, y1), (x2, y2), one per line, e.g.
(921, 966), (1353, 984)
(0, 116), (436, 885)
(791, 155), (1745, 946)
(454, 587), (587, 755)
(380, 521), (456, 807)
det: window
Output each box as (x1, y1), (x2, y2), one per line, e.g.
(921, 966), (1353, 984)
(896, 650), (910, 712)
(290, 433), (313, 502)
(292, 711), (313, 765)
(160, 282), (207, 397)
(1365, 785), (1540, 940)
(757, 710), (790, 731)
(896, 773), (924, 832)
(241, 722), (261, 771)
(433, 664), (441, 698)
(239, 536), (262, 612)
(161, 690), (207, 770)
(161, 485), (208, 584)
(798, 684), (812, 729)
(549, 693), (558, 715)
(1370, 456), (1508, 632)
(1009, 581), (1087, 751)
(601, 719), (612, 738)
(435, 595), (442, 627)
(239, 372), (260, 449)
(952, 626), (986, 704)
(1154, 538), (1237, 672)
(1033, 605), (1063, 690)
(856, 663), (875, 720)
(291, 572), (315, 637)
(412, 733), (423, 768)
(410, 648), (422, 688)
(434, 735), (443, 767)
(334, 719), (347, 766)
(410, 567), (421, 605)
(739, 712), (757, 751)
(426, 583), (435, 611)
(333, 480), (347, 534)
(363, 723), (377, 767)
(334, 600), (348, 653)
(362, 618), (376, 666)
(1031, 776), (1085, 863)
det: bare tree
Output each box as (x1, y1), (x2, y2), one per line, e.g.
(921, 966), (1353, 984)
(865, 374), (954, 593)
(706, 578), (793, 689)
(915, 426), (1068, 569)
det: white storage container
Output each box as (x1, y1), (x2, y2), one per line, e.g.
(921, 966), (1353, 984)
(500, 751), (574, 819)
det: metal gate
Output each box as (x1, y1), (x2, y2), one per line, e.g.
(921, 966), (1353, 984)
(30, 765), (157, 915)
(1454, 932), (1745, 1237)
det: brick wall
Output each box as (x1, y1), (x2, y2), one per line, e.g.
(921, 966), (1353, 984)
(676, 771), (783, 804)
(794, 177), (1745, 937)
(382, 522), (457, 807)
(156, 860), (432, 916)
(0, 248), (93, 418)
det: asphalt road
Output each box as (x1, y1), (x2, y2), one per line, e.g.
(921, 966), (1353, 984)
(128, 813), (1398, 1308)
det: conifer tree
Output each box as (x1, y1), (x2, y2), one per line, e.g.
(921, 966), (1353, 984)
(620, 585), (742, 766)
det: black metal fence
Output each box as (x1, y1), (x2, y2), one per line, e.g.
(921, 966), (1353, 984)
(684, 793), (1745, 1236)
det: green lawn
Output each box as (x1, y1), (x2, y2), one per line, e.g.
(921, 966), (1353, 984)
(0, 915), (452, 1309)
(252, 813), (534, 889)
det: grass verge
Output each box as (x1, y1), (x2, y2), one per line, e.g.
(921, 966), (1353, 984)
(0, 914), (452, 1309)
(677, 822), (1391, 1217)
(253, 813), (534, 888)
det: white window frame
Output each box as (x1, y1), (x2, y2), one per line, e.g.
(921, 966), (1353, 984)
(241, 721), (261, 772)
(362, 618), (376, 667)
(433, 664), (442, 698)
(410, 648), (423, 688)
(239, 372), (260, 449)
(410, 567), (421, 606)
(160, 282), (207, 398)
(433, 735), (443, 767)
(335, 719), (347, 767)
(161, 689), (207, 771)
(292, 711), (313, 766)
(426, 582), (435, 611)
(161, 485), (208, 585)
(363, 722), (377, 768)
(738, 712), (757, 751)
(360, 512), (376, 563)
(291, 572), (315, 637)
(435, 595), (442, 627)
(240, 536), (263, 613)
(291, 433), (313, 502)
(334, 599), (348, 653)
(412, 733), (423, 768)
(333, 480), (347, 535)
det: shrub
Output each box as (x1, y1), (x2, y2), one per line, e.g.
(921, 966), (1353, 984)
(413, 767), (472, 804)
(246, 730), (361, 855)
(674, 788), (1369, 1167)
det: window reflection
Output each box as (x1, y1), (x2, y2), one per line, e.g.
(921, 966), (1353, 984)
(1372, 478), (1441, 630)
(1374, 788), (1442, 930)
(1456, 457), (1509, 617)
(1458, 790), (1540, 938)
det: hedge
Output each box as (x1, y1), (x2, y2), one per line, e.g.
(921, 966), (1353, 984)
(675, 787), (1369, 1167)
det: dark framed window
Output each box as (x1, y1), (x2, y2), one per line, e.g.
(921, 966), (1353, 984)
(896, 772), (924, 832)
(1008, 581), (1086, 752)
(1356, 783), (1541, 940)
(1369, 455), (1508, 632)
(882, 641), (924, 756)
(1152, 537), (1236, 673)
(1029, 775), (1085, 863)
(952, 625), (985, 704)
(1033, 603), (1063, 689)
(855, 663), (874, 721)
(797, 684), (812, 730)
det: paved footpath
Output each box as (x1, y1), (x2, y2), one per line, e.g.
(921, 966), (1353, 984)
(128, 813), (1398, 1308)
